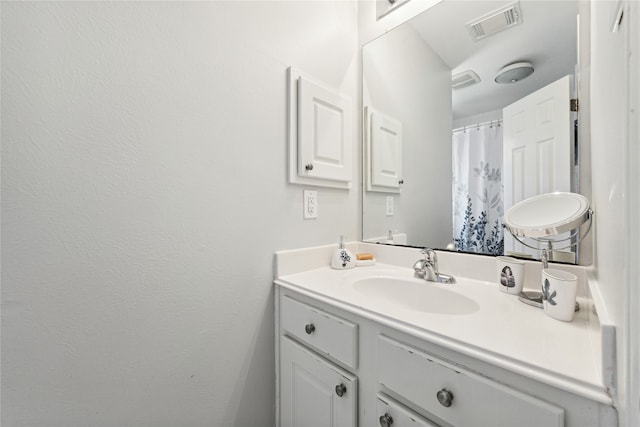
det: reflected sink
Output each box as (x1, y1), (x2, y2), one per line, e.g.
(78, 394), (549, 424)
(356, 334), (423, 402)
(352, 276), (480, 315)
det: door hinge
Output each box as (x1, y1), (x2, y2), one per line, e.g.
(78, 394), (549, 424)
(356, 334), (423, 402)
(570, 98), (579, 112)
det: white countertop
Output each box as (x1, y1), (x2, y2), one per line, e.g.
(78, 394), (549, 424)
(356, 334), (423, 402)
(275, 261), (611, 405)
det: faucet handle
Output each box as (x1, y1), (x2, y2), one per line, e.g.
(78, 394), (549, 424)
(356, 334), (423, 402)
(421, 248), (438, 269)
(421, 247), (436, 259)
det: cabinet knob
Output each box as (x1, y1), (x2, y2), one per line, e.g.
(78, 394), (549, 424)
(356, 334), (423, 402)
(379, 413), (394, 426)
(304, 323), (316, 334)
(335, 383), (347, 397)
(436, 388), (454, 407)
(305, 163), (314, 171)
(398, 179), (404, 185)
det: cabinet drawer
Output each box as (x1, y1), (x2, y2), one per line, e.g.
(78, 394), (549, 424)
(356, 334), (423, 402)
(281, 296), (358, 369)
(377, 393), (439, 427)
(378, 335), (564, 427)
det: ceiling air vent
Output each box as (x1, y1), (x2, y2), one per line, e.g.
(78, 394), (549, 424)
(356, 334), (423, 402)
(452, 70), (481, 90)
(466, 1), (523, 41)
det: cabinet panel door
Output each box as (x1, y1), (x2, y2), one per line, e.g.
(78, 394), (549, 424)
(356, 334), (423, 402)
(368, 108), (403, 192)
(298, 76), (353, 183)
(280, 337), (357, 427)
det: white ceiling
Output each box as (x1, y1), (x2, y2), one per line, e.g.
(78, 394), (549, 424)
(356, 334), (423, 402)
(410, 0), (578, 120)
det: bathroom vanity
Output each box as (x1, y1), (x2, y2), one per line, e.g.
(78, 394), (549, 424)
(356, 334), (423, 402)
(274, 244), (617, 426)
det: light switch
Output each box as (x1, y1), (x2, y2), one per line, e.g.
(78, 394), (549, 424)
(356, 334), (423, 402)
(304, 190), (318, 219)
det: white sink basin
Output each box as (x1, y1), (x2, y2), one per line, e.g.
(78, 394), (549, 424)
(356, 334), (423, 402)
(352, 276), (480, 315)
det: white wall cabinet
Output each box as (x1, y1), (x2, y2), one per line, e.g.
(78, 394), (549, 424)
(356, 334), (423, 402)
(276, 287), (617, 427)
(288, 67), (354, 189)
(365, 108), (403, 193)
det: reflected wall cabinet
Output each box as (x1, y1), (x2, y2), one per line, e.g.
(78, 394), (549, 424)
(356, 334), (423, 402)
(365, 107), (403, 193)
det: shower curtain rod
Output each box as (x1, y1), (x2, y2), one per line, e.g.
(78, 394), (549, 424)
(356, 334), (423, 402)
(452, 119), (502, 134)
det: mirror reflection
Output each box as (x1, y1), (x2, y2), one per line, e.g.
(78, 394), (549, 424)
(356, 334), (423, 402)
(362, 0), (580, 263)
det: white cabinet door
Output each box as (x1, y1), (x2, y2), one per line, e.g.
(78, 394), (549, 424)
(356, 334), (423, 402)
(287, 67), (353, 189)
(503, 74), (574, 257)
(280, 337), (357, 427)
(366, 108), (403, 193)
(298, 76), (353, 184)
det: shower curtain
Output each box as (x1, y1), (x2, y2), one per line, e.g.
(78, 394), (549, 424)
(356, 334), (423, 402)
(452, 124), (504, 255)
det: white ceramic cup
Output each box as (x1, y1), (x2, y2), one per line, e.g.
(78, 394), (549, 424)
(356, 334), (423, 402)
(496, 256), (525, 294)
(542, 269), (578, 322)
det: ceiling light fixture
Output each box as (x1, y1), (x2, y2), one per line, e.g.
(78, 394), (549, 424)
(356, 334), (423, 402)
(494, 61), (534, 84)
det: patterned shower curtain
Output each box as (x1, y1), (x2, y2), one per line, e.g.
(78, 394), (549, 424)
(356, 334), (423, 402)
(452, 124), (504, 255)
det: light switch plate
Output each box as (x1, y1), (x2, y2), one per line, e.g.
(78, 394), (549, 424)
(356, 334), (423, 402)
(304, 190), (318, 219)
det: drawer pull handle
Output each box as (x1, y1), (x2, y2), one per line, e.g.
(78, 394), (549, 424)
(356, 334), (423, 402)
(335, 383), (347, 397)
(379, 413), (394, 426)
(304, 323), (316, 334)
(305, 163), (314, 171)
(436, 388), (454, 407)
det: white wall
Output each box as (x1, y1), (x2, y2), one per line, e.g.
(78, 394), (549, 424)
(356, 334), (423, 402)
(589, 0), (639, 424)
(1, 2), (359, 425)
(627, 3), (640, 425)
(362, 23), (452, 247)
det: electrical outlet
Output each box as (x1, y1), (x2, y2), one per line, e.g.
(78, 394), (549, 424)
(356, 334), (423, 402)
(303, 190), (318, 219)
(386, 196), (394, 216)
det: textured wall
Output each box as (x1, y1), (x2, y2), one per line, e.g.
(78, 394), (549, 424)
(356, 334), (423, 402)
(1, 2), (358, 425)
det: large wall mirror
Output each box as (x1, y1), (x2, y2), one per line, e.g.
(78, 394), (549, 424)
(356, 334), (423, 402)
(362, 0), (585, 263)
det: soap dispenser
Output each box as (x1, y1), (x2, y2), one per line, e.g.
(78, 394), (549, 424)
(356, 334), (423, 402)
(331, 236), (356, 270)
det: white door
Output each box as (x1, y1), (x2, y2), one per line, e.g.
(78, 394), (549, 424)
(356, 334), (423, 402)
(280, 337), (357, 427)
(503, 75), (574, 257)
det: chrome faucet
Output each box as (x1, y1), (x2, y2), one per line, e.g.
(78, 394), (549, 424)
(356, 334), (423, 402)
(413, 248), (455, 284)
(413, 248), (438, 281)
